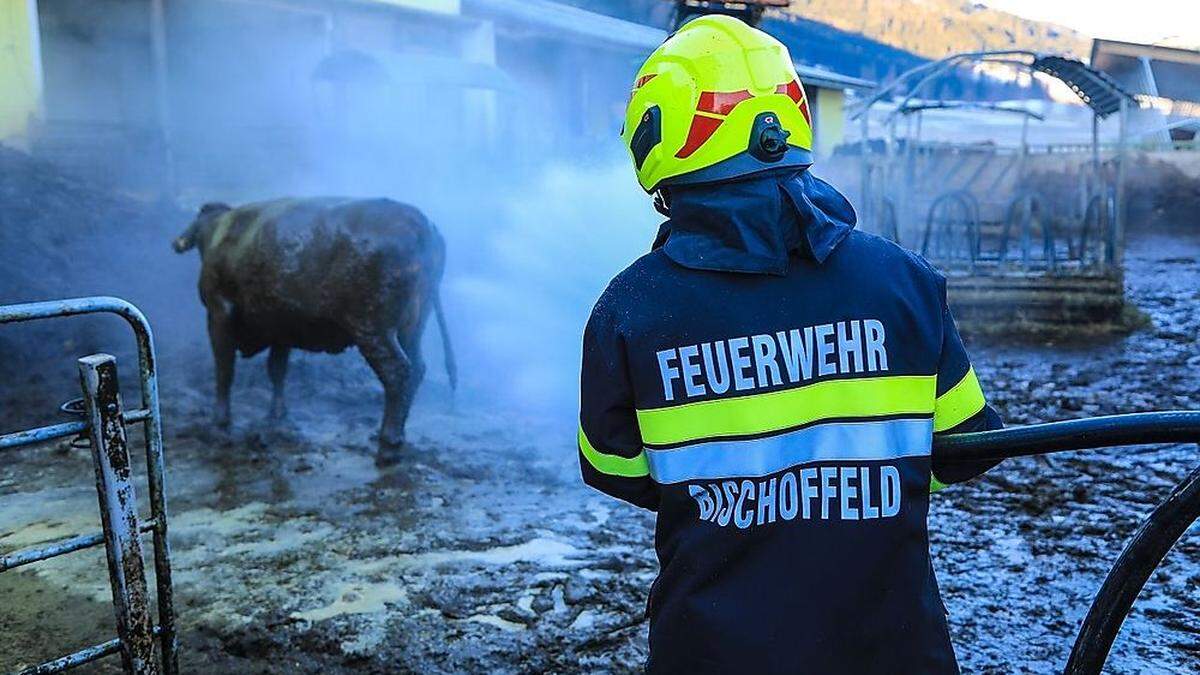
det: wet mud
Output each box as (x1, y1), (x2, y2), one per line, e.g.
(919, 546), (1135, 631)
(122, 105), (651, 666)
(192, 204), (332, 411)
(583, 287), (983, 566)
(4, 231), (1200, 673)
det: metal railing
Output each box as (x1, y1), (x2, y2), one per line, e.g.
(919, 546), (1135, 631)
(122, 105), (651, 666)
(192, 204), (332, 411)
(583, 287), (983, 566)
(0, 297), (176, 675)
(917, 184), (1121, 273)
(936, 412), (1200, 674)
(921, 190), (980, 266)
(1034, 139), (1200, 155)
(998, 191), (1056, 268)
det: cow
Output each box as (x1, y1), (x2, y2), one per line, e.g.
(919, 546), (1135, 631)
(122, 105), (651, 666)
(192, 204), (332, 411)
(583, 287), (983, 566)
(173, 197), (455, 463)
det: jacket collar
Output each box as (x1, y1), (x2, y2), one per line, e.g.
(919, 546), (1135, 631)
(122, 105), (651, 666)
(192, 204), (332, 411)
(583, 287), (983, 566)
(653, 169), (856, 275)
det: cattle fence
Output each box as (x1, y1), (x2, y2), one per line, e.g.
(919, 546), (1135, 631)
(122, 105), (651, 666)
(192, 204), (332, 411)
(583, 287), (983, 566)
(0, 297), (177, 675)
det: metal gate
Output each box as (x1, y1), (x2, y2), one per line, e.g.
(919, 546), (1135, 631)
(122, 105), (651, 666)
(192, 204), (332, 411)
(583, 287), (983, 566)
(0, 297), (177, 675)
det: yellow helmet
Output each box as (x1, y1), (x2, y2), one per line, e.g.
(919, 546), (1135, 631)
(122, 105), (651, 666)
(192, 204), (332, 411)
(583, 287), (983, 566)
(622, 15), (814, 193)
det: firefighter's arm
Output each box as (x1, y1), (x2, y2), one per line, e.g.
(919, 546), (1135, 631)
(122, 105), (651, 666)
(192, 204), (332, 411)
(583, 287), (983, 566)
(931, 278), (1004, 491)
(578, 302), (660, 511)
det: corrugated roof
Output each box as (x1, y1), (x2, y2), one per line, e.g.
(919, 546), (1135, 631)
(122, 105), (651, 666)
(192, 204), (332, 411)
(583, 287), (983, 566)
(350, 0), (461, 14)
(1032, 55), (1135, 118)
(463, 0), (874, 90)
(463, 0), (666, 51)
(795, 64), (875, 91)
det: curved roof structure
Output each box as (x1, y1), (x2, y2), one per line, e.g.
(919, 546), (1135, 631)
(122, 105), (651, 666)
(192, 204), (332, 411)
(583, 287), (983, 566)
(854, 51), (1136, 120)
(1032, 55), (1133, 118)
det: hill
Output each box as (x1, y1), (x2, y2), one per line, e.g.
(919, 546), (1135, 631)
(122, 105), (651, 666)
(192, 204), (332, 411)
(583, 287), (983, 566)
(557, 1), (1060, 99)
(559, 1), (1090, 61)
(781, 0), (1090, 61)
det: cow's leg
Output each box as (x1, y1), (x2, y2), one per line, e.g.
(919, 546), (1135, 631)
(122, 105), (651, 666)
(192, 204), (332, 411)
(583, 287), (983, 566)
(206, 307), (236, 429)
(395, 317), (428, 434)
(356, 332), (412, 463)
(385, 294), (434, 455)
(267, 346), (290, 423)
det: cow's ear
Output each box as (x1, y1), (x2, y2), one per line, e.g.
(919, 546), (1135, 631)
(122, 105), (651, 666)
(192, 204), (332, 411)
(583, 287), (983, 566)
(199, 202), (231, 216)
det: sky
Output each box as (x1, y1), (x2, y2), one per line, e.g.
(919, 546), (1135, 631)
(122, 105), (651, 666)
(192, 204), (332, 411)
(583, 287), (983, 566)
(981, 1), (1200, 46)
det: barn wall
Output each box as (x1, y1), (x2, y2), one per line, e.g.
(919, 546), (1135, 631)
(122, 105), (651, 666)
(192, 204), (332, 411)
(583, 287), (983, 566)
(33, 0), (166, 191)
(812, 86), (845, 158)
(0, 0), (42, 148)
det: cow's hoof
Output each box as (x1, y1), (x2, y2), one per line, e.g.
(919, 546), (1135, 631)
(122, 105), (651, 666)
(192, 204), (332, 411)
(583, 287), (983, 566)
(264, 414), (293, 433)
(376, 442), (407, 468)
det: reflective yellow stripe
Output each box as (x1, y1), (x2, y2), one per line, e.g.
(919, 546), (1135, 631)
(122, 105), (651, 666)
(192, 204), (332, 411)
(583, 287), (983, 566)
(934, 367), (986, 432)
(930, 474), (948, 493)
(578, 427), (649, 478)
(635, 375), (937, 447)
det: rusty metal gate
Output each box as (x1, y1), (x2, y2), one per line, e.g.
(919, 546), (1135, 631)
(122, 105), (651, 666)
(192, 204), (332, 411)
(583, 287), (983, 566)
(0, 297), (177, 675)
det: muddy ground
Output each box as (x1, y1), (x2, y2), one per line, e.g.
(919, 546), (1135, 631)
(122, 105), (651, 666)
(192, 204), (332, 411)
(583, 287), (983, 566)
(4, 229), (1200, 674)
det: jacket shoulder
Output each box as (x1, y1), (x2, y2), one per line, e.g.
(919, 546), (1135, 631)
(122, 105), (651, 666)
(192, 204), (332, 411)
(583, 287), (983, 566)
(836, 229), (945, 289)
(611, 248), (675, 288)
(587, 250), (673, 330)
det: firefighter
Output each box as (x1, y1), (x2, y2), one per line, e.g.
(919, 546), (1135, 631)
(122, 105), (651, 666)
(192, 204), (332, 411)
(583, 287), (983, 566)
(577, 15), (1003, 674)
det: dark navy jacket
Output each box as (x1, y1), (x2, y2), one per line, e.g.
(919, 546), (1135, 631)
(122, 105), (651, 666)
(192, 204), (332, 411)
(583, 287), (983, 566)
(578, 169), (1002, 674)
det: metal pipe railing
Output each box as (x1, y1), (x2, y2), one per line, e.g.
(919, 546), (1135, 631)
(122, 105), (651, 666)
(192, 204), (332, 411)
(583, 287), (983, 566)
(0, 408), (150, 451)
(1, 519), (158, 573)
(0, 297), (177, 675)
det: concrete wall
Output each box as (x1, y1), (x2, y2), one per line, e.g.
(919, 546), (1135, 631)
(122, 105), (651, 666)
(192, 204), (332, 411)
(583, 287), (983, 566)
(0, 0), (42, 148)
(1025, 149), (1200, 179)
(1139, 149), (1200, 178)
(28, 0), (495, 197)
(34, 0), (168, 191)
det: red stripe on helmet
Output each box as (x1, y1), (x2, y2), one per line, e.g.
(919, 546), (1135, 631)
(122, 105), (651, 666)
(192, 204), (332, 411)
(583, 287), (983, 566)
(697, 90), (753, 116)
(777, 80), (804, 104)
(775, 80), (811, 126)
(675, 115), (723, 158)
(635, 73), (658, 88)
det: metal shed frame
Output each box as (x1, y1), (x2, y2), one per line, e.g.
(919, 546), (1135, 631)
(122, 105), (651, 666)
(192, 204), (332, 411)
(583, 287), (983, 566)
(851, 50), (1137, 271)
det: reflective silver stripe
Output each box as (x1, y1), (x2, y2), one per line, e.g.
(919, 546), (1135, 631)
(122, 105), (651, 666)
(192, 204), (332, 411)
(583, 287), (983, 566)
(644, 417), (933, 484)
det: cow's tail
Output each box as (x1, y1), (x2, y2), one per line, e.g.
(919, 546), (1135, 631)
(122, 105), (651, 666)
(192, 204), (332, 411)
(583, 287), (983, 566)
(433, 287), (457, 392)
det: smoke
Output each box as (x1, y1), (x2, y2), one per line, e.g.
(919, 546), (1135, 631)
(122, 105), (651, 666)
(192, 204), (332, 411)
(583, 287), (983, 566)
(449, 160), (656, 414)
(3, 1), (657, 429)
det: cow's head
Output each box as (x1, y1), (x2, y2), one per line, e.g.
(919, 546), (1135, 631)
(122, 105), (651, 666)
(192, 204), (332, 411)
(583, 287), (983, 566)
(174, 202), (232, 254)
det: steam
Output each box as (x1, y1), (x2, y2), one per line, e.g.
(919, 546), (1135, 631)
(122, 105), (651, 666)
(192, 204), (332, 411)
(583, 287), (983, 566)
(6, 3), (659, 427)
(449, 160), (656, 414)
